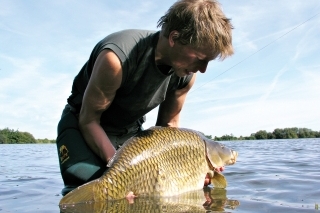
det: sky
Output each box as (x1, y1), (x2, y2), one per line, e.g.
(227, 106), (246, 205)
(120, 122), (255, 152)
(1, 0), (320, 139)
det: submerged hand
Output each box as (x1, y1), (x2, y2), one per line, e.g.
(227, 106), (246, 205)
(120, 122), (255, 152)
(204, 173), (211, 186)
(204, 167), (225, 186)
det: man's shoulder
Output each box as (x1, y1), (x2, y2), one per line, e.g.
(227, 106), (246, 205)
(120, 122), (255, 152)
(97, 29), (158, 62)
(116, 29), (157, 35)
(105, 29), (157, 43)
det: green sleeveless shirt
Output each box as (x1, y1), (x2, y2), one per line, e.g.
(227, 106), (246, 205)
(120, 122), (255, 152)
(67, 29), (193, 129)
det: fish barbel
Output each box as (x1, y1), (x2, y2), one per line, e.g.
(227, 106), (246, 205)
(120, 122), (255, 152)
(59, 127), (238, 205)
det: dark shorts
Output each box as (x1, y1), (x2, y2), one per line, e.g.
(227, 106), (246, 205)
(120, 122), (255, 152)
(56, 105), (142, 195)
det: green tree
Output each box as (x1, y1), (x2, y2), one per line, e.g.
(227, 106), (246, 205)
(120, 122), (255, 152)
(0, 128), (18, 143)
(255, 130), (268, 140)
(283, 128), (298, 139)
(205, 135), (212, 139)
(37, 138), (56, 143)
(20, 132), (37, 143)
(298, 128), (316, 138)
(248, 133), (256, 140)
(0, 128), (36, 143)
(267, 132), (275, 139)
(273, 128), (285, 139)
(218, 134), (237, 141)
(243, 135), (255, 140)
(0, 133), (8, 144)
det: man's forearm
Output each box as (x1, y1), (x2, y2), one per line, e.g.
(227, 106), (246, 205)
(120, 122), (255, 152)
(156, 114), (180, 127)
(79, 122), (116, 163)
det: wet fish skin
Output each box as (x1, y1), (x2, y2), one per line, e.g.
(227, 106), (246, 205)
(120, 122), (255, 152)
(59, 127), (238, 205)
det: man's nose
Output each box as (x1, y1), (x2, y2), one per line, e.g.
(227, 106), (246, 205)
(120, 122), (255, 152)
(198, 62), (208, 73)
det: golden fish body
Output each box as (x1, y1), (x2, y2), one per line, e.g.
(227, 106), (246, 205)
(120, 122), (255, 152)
(59, 127), (237, 205)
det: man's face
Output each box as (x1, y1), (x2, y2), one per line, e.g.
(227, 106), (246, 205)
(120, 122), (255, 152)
(169, 41), (217, 77)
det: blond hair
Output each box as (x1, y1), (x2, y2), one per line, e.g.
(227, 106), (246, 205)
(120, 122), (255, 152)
(158, 0), (234, 60)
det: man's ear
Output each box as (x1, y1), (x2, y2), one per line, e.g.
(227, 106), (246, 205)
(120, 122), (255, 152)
(168, 30), (180, 47)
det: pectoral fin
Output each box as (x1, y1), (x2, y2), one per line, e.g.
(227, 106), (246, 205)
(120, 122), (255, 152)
(59, 180), (97, 205)
(210, 171), (227, 188)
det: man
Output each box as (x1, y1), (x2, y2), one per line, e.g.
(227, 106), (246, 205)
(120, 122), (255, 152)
(56, 0), (234, 195)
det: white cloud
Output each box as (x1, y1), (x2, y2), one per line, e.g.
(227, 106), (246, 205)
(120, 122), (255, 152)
(0, 55), (72, 139)
(1, 0), (320, 140)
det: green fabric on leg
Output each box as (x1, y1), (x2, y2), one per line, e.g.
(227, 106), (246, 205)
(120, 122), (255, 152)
(56, 110), (105, 194)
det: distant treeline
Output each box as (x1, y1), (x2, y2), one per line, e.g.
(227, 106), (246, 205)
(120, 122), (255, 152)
(1, 127), (319, 144)
(206, 127), (320, 141)
(0, 128), (56, 144)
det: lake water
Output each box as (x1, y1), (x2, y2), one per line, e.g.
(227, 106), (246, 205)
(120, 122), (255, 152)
(0, 139), (319, 213)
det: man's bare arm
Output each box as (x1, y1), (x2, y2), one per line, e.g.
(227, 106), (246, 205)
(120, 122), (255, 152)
(156, 74), (196, 127)
(78, 49), (122, 163)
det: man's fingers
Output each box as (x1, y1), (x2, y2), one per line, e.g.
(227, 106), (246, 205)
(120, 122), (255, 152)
(204, 173), (211, 186)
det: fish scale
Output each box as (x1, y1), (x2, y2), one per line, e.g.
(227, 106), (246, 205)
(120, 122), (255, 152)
(59, 127), (237, 205)
(113, 128), (208, 199)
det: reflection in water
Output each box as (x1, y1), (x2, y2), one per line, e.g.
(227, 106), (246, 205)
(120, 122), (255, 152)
(60, 186), (239, 213)
(202, 187), (239, 212)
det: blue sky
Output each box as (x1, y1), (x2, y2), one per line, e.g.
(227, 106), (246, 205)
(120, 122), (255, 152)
(1, 0), (319, 139)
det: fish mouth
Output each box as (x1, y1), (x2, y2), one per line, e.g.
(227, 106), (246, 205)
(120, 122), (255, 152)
(226, 150), (238, 165)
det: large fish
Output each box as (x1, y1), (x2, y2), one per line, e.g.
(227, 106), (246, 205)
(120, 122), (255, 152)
(59, 127), (238, 205)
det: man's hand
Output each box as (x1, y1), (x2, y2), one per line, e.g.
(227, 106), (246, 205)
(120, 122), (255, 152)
(204, 173), (211, 186)
(204, 167), (225, 186)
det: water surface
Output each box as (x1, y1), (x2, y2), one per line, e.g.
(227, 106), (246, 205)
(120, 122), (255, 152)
(0, 139), (319, 212)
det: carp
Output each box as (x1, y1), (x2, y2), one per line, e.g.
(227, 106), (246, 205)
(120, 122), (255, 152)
(59, 127), (238, 205)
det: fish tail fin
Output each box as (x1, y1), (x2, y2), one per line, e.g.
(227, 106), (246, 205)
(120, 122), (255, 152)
(59, 180), (98, 205)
